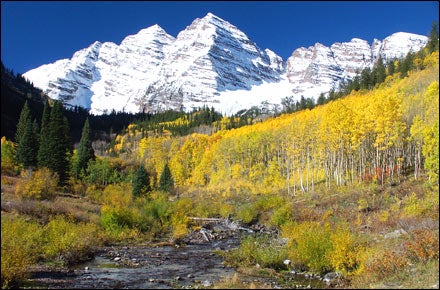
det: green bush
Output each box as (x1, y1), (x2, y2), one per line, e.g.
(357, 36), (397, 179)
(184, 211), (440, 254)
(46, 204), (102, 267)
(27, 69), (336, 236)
(100, 205), (137, 232)
(282, 221), (333, 273)
(282, 221), (367, 274)
(43, 215), (102, 265)
(143, 191), (172, 227)
(236, 203), (259, 224)
(222, 235), (288, 270)
(270, 203), (294, 226)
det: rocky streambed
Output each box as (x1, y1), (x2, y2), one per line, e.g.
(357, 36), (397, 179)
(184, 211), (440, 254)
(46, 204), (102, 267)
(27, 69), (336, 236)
(25, 219), (330, 289)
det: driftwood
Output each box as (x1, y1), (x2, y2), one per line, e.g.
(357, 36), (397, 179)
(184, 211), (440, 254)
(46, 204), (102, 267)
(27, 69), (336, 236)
(187, 217), (254, 242)
(187, 217), (224, 222)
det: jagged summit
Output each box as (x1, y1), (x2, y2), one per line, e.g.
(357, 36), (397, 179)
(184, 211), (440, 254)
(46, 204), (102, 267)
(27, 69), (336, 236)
(23, 14), (428, 115)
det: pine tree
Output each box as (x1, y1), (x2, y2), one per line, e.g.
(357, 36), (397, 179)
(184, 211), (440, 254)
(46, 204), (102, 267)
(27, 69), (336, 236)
(372, 56), (386, 85)
(132, 165), (150, 198)
(15, 101), (39, 167)
(73, 118), (95, 179)
(317, 93), (327, 105)
(159, 162), (174, 192)
(387, 59), (396, 75)
(15, 100), (31, 144)
(427, 20), (439, 53)
(43, 101), (72, 185)
(16, 118), (39, 168)
(37, 100), (51, 168)
(360, 67), (372, 89)
(399, 52), (414, 78)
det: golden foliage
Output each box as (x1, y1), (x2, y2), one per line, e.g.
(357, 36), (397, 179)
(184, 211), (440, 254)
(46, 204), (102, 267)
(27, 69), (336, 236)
(15, 167), (59, 200)
(1, 214), (43, 288)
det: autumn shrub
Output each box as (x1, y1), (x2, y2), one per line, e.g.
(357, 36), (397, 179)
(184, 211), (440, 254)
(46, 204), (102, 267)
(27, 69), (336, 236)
(101, 183), (132, 207)
(254, 194), (284, 211)
(416, 188), (439, 219)
(405, 229), (439, 263)
(143, 191), (172, 229)
(364, 250), (409, 280)
(68, 177), (88, 196)
(14, 167), (58, 200)
(43, 215), (103, 265)
(282, 221), (333, 273)
(270, 202), (294, 226)
(85, 184), (102, 203)
(101, 205), (130, 231)
(282, 220), (368, 275)
(328, 223), (367, 275)
(1, 136), (18, 175)
(236, 203), (259, 224)
(222, 235), (288, 270)
(1, 214), (43, 288)
(218, 201), (234, 218)
(170, 198), (194, 238)
(402, 192), (426, 217)
(170, 213), (189, 238)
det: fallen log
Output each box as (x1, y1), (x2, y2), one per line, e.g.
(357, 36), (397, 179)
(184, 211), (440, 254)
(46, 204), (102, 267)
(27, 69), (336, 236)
(187, 217), (224, 222)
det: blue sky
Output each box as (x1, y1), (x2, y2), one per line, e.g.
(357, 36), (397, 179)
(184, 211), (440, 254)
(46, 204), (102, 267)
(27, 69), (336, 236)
(1, 1), (438, 74)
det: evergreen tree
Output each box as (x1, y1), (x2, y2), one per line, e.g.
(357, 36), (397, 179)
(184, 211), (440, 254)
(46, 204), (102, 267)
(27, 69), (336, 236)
(15, 101), (39, 167)
(372, 56), (386, 85)
(44, 101), (72, 185)
(16, 118), (39, 168)
(398, 52), (414, 78)
(132, 165), (150, 198)
(73, 118), (95, 179)
(15, 100), (31, 144)
(37, 100), (51, 168)
(299, 96), (307, 110)
(159, 162), (174, 192)
(360, 67), (372, 89)
(427, 20), (439, 53)
(387, 59), (396, 75)
(317, 93), (327, 105)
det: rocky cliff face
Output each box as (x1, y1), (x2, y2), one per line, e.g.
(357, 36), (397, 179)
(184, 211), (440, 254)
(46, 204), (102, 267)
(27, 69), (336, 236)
(23, 13), (428, 115)
(24, 25), (175, 114)
(139, 13), (285, 112)
(285, 32), (428, 97)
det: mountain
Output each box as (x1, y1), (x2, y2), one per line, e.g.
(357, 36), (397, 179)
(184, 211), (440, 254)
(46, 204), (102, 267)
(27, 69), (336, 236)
(285, 32), (428, 99)
(140, 13), (284, 113)
(22, 13), (428, 115)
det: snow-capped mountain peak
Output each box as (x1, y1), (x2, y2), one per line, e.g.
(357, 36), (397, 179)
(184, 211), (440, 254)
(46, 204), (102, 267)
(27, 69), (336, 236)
(23, 13), (428, 115)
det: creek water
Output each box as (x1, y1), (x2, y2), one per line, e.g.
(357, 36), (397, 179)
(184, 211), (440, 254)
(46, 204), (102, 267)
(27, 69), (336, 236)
(27, 238), (239, 289)
(26, 228), (328, 289)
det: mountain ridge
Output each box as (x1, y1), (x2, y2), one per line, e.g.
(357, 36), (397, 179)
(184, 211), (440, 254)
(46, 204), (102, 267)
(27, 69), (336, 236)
(22, 13), (428, 115)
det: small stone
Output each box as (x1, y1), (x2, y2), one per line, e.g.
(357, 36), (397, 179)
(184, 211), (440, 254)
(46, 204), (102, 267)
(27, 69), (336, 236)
(114, 257), (121, 261)
(84, 266), (89, 270)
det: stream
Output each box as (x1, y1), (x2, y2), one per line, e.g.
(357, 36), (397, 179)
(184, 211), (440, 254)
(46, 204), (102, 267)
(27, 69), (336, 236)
(25, 221), (329, 289)
(26, 238), (239, 289)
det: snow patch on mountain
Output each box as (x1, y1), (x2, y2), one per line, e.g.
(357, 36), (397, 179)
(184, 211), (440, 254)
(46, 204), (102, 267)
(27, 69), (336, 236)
(23, 13), (428, 115)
